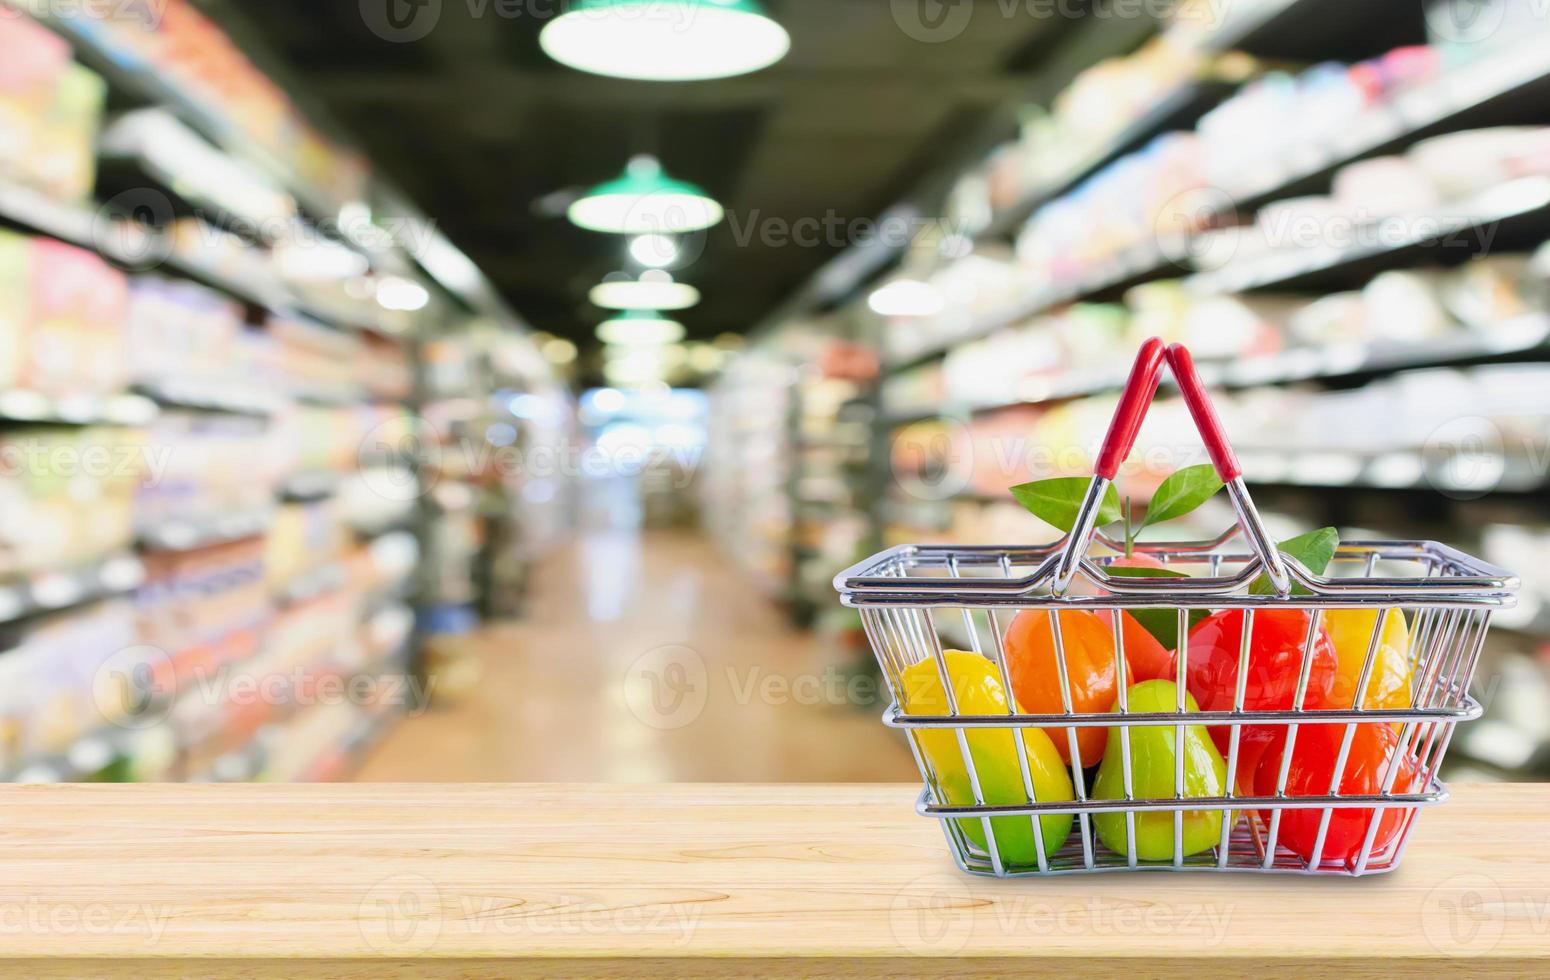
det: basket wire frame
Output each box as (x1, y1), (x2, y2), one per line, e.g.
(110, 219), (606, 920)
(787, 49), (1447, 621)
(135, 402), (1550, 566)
(846, 535), (1509, 877)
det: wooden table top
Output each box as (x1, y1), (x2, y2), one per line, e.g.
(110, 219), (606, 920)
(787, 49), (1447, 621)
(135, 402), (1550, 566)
(1, 782), (1545, 978)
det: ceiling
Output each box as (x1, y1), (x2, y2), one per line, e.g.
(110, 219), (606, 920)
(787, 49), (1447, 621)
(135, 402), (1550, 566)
(204, 1), (1096, 354)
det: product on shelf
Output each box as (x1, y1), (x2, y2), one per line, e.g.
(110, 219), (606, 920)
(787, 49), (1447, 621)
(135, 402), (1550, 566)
(0, 600), (142, 772)
(0, 426), (143, 577)
(135, 538), (269, 691)
(0, 232), (131, 396)
(135, 411), (278, 537)
(0, 16), (105, 203)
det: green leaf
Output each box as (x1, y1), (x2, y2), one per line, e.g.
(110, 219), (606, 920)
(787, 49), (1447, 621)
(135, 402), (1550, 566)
(1140, 464), (1224, 529)
(1105, 565), (1203, 649)
(1250, 527), (1340, 596)
(1009, 478), (1123, 533)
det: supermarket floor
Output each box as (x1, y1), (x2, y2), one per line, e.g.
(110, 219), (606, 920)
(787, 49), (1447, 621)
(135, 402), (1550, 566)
(354, 529), (918, 783)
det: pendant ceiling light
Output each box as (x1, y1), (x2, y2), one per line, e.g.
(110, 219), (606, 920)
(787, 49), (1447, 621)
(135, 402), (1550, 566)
(540, 0), (790, 82)
(597, 310), (687, 346)
(568, 156), (723, 235)
(589, 271), (701, 311)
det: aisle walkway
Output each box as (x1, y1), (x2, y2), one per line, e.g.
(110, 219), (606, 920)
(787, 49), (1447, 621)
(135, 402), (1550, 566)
(355, 530), (918, 783)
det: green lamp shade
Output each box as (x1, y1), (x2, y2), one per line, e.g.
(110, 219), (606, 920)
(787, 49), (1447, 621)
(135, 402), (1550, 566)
(540, 0), (790, 82)
(597, 311), (687, 345)
(589, 271), (701, 311)
(569, 156), (723, 235)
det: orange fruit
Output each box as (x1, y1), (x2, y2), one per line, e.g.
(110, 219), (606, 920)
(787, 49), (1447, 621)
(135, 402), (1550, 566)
(1004, 609), (1131, 767)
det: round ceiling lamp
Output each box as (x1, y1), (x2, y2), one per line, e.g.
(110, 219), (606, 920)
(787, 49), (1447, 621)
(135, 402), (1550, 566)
(568, 156), (723, 235)
(539, 0), (790, 82)
(589, 271), (701, 311)
(597, 310), (687, 346)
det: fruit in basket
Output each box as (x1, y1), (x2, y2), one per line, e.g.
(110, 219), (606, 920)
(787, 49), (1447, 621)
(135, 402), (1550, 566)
(1005, 609), (1132, 766)
(900, 652), (1074, 865)
(1251, 722), (1421, 869)
(1183, 608), (1339, 751)
(1323, 608), (1413, 711)
(1092, 680), (1232, 861)
(1093, 554), (1173, 683)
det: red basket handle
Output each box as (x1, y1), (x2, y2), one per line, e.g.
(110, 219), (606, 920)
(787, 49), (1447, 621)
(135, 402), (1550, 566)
(1052, 338), (1292, 595)
(1094, 336), (1166, 481)
(1166, 343), (1243, 482)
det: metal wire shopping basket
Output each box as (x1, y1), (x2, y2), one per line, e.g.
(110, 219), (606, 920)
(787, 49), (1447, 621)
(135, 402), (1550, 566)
(836, 338), (1518, 877)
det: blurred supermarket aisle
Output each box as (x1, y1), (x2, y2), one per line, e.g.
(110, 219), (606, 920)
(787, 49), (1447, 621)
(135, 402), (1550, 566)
(355, 529), (916, 783)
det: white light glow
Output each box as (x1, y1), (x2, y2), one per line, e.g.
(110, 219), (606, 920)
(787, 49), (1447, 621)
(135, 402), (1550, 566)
(589, 271), (700, 311)
(539, 2), (790, 82)
(377, 276), (431, 311)
(868, 279), (944, 317)
(630, 233), (680, 268)
(597, 313), (686, 346)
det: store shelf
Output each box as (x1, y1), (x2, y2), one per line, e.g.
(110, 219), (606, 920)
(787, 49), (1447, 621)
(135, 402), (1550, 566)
(274, 562), (347, 607)
(1188, 177), (1550, 296)
(0, 388), (158, 426)
(1239, 449), (1548, 495)
(134, 378), (280, 417)
(279, 470), (340, 502)
(139, 508), (276, 553)
(886, 314), (1550, 424)
(31, 9), (348, 226)
(1216, 40), (1550, 213)
(0, 554), (144, 625)
(887, 244), (1186, 372)
(980, 80), (1235, 241)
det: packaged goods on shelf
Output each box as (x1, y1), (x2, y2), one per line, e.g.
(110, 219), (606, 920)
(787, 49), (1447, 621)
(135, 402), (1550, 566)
(135, 538), (268, 689)
(0, 599), (140, 771)
(126, 277), (247, 391)
(57, 0), (368, 206)
(135, 411), (277, 537)
(265, 499), (346, 594)
(0, 231), (129, 396)
(0, 16), (105, 203)
(0, 426), (143, 577)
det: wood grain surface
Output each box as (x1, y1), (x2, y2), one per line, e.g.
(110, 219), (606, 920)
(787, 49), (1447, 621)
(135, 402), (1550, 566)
(0, 783), (1545, 978)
